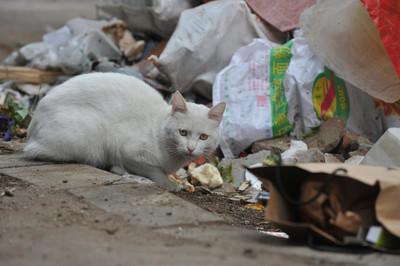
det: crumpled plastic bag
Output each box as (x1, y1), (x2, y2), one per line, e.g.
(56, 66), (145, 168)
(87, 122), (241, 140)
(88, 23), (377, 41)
(97, 0), (198, 38)
(4, 18), (121, 75)
(157, 0), (286, 99)
(300, 0), (400, 103)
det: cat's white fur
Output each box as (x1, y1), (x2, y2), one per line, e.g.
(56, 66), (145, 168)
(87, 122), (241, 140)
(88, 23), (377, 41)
(24, 73), (225, 191)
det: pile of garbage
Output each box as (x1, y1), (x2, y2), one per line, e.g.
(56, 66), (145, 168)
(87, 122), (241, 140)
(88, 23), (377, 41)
(1, 0), (400, 252)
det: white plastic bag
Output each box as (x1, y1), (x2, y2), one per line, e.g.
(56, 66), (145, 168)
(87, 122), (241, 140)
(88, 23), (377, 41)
(97, 0), (197, 38)
(213, 39), (293, 157)
(5, 18), (121, 75)
(158, 0), (285, 99)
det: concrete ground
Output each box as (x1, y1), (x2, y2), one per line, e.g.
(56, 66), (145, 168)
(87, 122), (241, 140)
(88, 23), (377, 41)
(0, 147), (399, 265)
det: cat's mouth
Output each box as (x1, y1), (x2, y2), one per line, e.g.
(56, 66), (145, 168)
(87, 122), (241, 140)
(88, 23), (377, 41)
(185, 152), (197, 158)
(182, 150), (200, 159)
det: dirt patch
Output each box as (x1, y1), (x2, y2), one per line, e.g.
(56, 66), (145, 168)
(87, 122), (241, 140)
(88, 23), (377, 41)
(175, 190), (278, 232)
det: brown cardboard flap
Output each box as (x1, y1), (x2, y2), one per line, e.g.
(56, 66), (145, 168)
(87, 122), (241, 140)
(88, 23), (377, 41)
(376, 185), (400, 238)
(249, 164), (400, 238)
(293, 163), (400, 188)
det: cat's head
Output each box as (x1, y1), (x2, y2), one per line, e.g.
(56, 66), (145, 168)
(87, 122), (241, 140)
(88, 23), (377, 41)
(163, 91), (225, 159)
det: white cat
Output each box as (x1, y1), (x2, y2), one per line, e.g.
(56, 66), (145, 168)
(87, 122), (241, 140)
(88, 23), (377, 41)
(24, 73), (225, 191)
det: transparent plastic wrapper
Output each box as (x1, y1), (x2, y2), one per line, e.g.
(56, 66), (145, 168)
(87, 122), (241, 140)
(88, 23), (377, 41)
(158, 0), (286, 99)
(300, 0), (400, 103)
(97, 0), (198, 38)
(362, 0), (400, 79)
(284, 34), (384, 141)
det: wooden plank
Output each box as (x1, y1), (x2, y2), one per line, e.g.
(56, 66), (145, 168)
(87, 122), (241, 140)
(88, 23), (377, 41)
(0, 66), (62, 84)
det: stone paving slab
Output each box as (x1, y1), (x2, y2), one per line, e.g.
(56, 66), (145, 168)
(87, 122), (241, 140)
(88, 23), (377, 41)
(0, 153), (50, 169)
(0, 163), (125, 189)
(0, 155), (223, 228)
(68, 182), (223, 228)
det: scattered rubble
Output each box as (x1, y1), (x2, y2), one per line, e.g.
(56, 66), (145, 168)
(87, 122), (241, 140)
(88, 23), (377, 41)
(175, 189), (277, 232)
(251, 136), (291, 154)
(219, 150), (271, 186)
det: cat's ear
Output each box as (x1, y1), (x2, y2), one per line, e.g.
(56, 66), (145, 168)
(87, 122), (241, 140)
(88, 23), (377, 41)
(171, 91), (187, 113)
(208, 102), (226, 123)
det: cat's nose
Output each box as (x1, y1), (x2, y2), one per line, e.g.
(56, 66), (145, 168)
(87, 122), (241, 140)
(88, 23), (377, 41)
(187, 147), (195, 153)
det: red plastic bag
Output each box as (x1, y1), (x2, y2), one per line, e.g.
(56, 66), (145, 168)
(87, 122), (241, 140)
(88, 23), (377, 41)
(362, 0), (400, 78)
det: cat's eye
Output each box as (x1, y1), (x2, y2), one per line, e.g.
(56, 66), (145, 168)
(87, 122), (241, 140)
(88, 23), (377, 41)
(199, 133), (208, 140)
(179, 129), (188, 136)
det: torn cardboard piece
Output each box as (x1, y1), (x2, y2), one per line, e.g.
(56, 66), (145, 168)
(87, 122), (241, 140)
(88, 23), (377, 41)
(249, 163), (400, 252)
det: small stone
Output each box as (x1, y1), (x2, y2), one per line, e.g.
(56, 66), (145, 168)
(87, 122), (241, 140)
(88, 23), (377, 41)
(341, 130), (360, 152)
(251, 136), (291, 153)
(304, 117), (345, 153)
(105, 227), (119, 235)
(345, 155), (364, 165)
(3, 188), (15, 197)
(324, 153), (343, 163)
(340, 130), (373, 157)
(237, 181), (251, 192)
(283, 149), (325, 164)
(243, 248), (256, 258)
(15, 128), (27, 138)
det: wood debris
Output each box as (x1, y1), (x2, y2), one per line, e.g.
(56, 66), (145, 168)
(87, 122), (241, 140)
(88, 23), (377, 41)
(0, 66), (61, 84)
